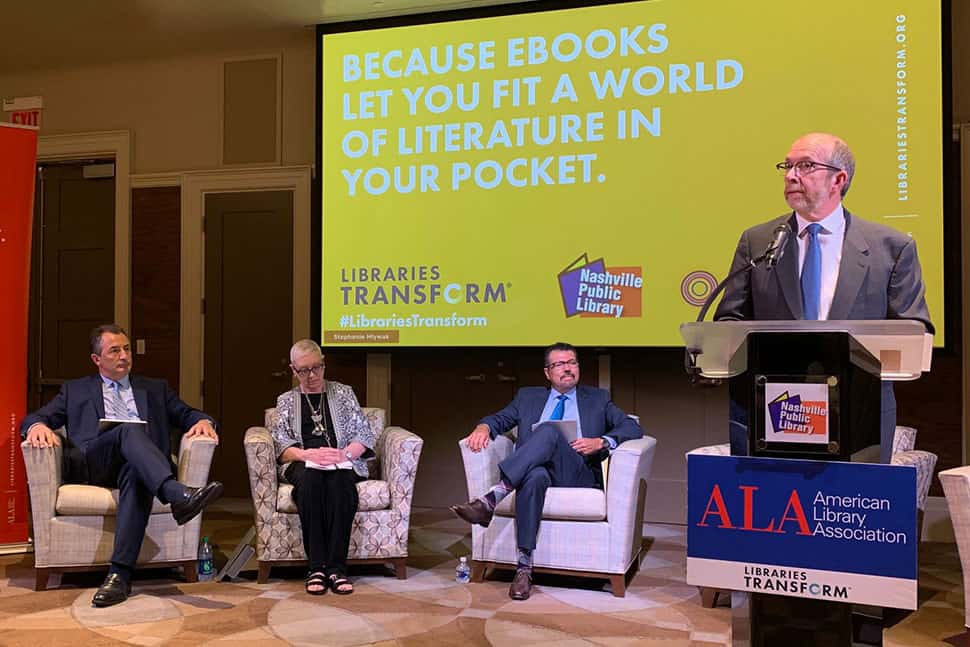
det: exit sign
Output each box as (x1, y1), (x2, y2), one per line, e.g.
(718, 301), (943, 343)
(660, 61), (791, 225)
(10, 110), (40, 127)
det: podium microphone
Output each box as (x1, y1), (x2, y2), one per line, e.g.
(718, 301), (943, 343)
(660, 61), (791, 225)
(764, 223), (792, 269)
(686, 221), (793, 382)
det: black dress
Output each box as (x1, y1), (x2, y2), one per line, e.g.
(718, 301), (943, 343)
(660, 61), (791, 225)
(283, 392), (360, 575)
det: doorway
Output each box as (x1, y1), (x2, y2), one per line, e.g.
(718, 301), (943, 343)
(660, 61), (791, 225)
(203, 190), (294, 497)
(27, 160), (116, 410)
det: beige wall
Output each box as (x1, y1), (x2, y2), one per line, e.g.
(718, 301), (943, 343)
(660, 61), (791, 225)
(0, 31), (315, 174)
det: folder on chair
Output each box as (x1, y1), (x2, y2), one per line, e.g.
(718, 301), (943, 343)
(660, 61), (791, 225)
(532, 420), (578, 442)
(98, 418), (147, 433)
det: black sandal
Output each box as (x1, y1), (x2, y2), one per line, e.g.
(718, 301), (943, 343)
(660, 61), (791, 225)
(305, 570), (327, 595)
(328, 572), (353, 595)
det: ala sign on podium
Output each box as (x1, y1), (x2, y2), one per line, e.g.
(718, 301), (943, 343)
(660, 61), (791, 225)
(686, 454), (918, 609)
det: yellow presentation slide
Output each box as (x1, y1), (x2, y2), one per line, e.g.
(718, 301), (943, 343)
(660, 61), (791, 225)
(320, 0), (943, 346)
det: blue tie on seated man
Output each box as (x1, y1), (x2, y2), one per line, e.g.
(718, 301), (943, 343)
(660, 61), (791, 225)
(21, 324), (223, 608)
(451, 341), (643, 601)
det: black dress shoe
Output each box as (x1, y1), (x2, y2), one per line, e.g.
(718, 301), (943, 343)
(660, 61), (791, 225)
(450, 498), (494, 527)
(92, 572), (131, 607)
(509, 568), (532, 600)
(171, 481), (224, 526)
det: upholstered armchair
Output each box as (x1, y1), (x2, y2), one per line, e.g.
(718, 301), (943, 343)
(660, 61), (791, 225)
(890, 425), (938, 521)
(244, 407), (422, 582)
(457, 433), (657, 597)
(939, 466), (970, 644)
(21, 432), (217, 590)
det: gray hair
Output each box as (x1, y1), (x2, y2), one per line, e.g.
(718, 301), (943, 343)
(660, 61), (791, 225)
(828, 138), (856, 198)
(289, 339), (323, 363)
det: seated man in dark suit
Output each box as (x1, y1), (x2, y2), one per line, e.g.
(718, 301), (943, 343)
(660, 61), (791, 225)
(21, 324), (223, 608)
(452, 341), (643, 600)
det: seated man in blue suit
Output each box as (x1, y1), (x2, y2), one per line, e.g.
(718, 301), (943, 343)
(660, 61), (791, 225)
(21, 324), (223, 608)
(452, 342), (643, 600)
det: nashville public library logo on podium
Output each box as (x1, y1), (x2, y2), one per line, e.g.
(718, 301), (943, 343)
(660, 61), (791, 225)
(764, 382), (830, 445)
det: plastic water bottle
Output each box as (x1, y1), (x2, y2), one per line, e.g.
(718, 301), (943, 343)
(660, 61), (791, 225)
(455, 556), (470, 583)
(198, 536), (214, 581)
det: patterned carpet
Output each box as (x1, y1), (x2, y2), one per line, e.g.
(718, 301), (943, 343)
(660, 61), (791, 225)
(0, 500), (963, 646)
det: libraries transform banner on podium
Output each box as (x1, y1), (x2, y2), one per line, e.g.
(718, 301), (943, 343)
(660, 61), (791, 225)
(0, 123), (38, 546)
(686, 454), (918, 609)
(318, 0), (943, 346)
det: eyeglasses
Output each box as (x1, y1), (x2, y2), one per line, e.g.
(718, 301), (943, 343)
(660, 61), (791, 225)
(546, 359), (579, 370)
(776, 160), (843, 176)
(292, 363), (325, 378)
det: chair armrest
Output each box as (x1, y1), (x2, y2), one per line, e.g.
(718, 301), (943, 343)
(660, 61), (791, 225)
(377, 426), (423, 512)
(606, 436), (657, 516)
(244, 426), (279, 527)
(892, 449), (937, 511)
(686, 443), (731, 456)
(21, 435), (64, 563)
(605, 436), (658, 564)
(176, 435), (217, 488)
(458, 435), (514, 499)
(21, 439), (63, 519)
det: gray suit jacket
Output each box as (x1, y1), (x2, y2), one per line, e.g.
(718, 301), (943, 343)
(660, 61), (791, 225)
(713, 210), (933, 332)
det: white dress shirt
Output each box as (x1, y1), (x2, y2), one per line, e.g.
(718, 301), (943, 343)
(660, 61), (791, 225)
(796, 205), (845, 320)
(539, 387), (581, 436)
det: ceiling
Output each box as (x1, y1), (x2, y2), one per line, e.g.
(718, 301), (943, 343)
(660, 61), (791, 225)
(0, 0), (534, 74)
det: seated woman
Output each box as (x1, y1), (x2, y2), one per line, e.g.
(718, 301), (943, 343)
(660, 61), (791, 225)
(269, 339), (375, 595)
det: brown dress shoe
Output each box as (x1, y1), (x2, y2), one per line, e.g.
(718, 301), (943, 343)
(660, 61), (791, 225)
(509, 568), (532, 600)
(450, 498), (494, 527)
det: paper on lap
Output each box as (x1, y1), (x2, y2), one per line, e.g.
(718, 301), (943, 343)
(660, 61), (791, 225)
(306, 460), (354, 471)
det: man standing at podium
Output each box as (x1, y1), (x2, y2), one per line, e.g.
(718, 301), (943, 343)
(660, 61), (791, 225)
(714, 132), (933, 461)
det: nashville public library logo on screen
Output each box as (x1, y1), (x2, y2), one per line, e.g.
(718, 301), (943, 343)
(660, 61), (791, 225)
(557, 252), (642, 319)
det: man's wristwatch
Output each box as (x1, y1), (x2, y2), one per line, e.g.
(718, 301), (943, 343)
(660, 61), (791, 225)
(345, 450), (354, 462)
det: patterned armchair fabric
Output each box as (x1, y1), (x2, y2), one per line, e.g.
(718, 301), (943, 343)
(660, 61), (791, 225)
(458, 433), (657, 597)
(21, 432), (217, 591)
(244, 407), (422, 582)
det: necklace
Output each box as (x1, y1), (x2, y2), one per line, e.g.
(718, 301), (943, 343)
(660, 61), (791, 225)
(302, 391), (328, 440)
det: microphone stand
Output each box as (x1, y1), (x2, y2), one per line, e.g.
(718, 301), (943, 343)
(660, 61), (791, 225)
(684, 249), (775, 384)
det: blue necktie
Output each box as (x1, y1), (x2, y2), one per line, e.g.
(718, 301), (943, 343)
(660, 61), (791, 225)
(801, 223), (822, 320)
(550, 394), (567, 421)
(105, 381), (135, 419)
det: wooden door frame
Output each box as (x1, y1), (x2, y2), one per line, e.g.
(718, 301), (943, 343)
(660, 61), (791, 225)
(36, 130), (131, 329)
(180, 166), (311, 408)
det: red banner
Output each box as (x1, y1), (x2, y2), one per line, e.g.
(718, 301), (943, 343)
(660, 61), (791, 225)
(0, 124), (38, 545)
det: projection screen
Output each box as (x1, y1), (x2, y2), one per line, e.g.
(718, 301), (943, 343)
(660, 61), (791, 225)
(318, 0), (944, 346)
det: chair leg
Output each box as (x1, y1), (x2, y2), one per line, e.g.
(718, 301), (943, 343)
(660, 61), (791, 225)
(470, 561), (486, 582)
(610, 573), (626, 598)
(391, 558), (407, 580)
(699, 586), (722, 608)
(183, 560), (199, 583)
(34, 568), (50, 592)
(258, 561), (272, 584)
